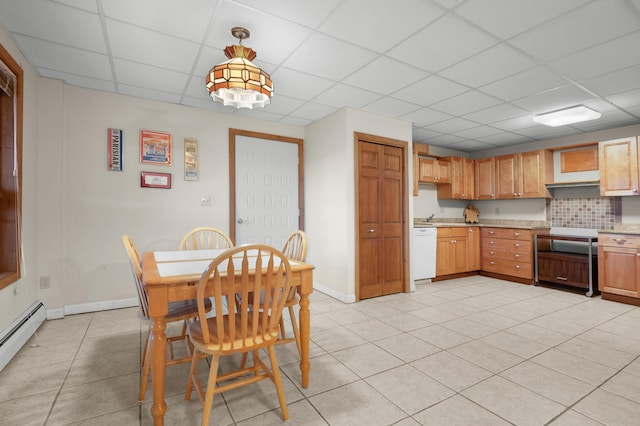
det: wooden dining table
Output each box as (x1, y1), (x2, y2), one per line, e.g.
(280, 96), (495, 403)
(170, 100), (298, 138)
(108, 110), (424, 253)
(141, 248), (314, 426)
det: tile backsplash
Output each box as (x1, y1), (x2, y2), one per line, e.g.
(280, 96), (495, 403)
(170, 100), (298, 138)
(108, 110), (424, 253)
(548, 196), (621, 230)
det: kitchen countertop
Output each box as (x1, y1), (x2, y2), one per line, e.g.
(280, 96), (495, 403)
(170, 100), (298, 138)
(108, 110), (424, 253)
(414, 218), (550, 230)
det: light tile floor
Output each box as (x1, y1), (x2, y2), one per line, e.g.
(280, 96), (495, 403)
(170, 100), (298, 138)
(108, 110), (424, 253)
(3, 275), (640, 425)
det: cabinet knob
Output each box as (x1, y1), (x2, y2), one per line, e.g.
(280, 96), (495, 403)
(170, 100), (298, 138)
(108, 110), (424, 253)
(514, 254), (521, 258)
(367, 229), (375, 233)
(489, 231), (496, 235)
(490, 261), (496, 265)
(513, 232), (520, 236)
(515, 265), (521, 269)
(489, 241), (496, 245)
(489, 251), (496, 255)
(614, 238), (627, 244)
(514, 243), (521, 247)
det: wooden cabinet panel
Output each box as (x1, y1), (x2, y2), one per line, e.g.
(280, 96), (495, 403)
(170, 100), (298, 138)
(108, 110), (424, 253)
(494, 150), (552, 199)
(482, 228), (531, 241)
(537, 252), (595, 289)
(438, 157), (474, 199)
(468, 226), (481, 271)
(475, 157), (495, 200)
(419, 158), (451, 184)
(482, 258), (532, 279)
(599, 137), (639, 196)
(436, 227), (469, 276)
(598, 234), (640, 298)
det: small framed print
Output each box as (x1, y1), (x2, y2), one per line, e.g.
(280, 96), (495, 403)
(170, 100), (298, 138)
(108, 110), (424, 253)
(141, 171), (171, 189)
(140, 130), (172, 165)
(184, 138), (198, 180)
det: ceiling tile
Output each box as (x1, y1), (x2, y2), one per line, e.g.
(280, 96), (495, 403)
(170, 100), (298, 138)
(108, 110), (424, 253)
(393, 75), (469, 106)
(261, 95), (306, 115)
(606, 88), (640, 110)
(0, 0), (105, 52)
(362, 97), (421, 118)
(270, 68), (335, 99)
(491, 115), (538, 132)
(101, 0), (217, 42)
(581, 65), (640, 97)
(440, 43), (537, 87)
(512, 84), (598, 114)
(550, 31), (640, 81)
(454, 0), (589, 39)
(118, 84), (182, 104)
(313, 84), (382, 109)
(53, 0), (98, 13)
(181, 95), (227, 111)
(477, 132), (528, 145)
(453, 125), (502, 139)
(463, 103), (529, 124)
(282, 33), (377, 80)
(206, 1), (311, 65)
(39, 69), (116, 93)
(234, 0), (342, 29)
(569, 109), (639, 131)
(479, 66), (571, 101)
(185, 76), (215, 101)
(113, 58), (190, 93)
(289, 102), (338, 121)
(400, 108), (452, 128)
(426, 134), (467, 146)
(448, 139), (497, 152)
(412, 127), (444, 142)
(13, 34), (112, 80)
(510, 0), (640, 62)
(430, 90), (502, 116)
(106, 20), (200, 73)
(386, 13), (498, 72)
(428, 117), (479, 133)
(514, 125), (579, 140)
(233, 107), (285, 122)
(278, 116), (314, 126)
(343, 56), (428, 95)
(320, 0), (445, 52)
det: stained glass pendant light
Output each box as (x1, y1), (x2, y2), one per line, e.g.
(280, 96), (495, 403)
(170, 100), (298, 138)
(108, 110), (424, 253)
(206, 27), (273, 109)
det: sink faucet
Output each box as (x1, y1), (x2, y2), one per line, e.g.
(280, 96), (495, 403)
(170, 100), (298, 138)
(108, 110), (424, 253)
(426, 213), (435, 222)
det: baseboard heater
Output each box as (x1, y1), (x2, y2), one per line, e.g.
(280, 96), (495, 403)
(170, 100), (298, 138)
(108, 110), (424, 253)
(0, 301), (46, 371)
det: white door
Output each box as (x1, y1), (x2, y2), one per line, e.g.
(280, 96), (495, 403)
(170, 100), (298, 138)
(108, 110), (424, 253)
(235, 135), (299, 247)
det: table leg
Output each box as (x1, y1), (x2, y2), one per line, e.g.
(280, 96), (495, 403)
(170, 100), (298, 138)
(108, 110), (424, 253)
(151, 316), (168, 426)
(299, 292), (310, 388)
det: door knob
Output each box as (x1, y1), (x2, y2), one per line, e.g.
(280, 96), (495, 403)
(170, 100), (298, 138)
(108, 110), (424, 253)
(237, 218), (244, 224)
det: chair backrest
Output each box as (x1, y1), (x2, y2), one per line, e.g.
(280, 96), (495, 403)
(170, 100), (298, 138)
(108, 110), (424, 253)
(282, 230), (307, 262)
(122, 235), (149, 318)
(179, 227), (233, 250)
(196, 245), (292, 350)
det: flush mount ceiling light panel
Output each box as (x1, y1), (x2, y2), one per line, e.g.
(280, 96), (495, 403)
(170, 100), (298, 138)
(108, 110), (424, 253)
(206, 27), (273, 109)
(532, 105), (602, 127)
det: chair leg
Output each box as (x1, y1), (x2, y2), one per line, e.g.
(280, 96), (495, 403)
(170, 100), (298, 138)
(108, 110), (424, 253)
(139, 331), (153, 401)
(267, 345), (289, 421)
(240, 352), (248, 369)
(185, 348), (199, 401)
(201, 355), (220, 426)
(141, 326), (151, 366)
(288, 305), (301, 357)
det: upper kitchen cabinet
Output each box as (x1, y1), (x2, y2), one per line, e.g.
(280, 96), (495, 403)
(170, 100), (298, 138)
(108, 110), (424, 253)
(437, 157), (475, 200)
(599, 137), (639, 196)
(495, 150), (553, 199)
(418, 157), (451, 184)
(475, 157), (495, 200)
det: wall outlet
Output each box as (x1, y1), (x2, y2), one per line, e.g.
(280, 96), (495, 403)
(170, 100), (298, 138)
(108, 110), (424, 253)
(39, 276), (50, 289)
(200, 196), (211, 206)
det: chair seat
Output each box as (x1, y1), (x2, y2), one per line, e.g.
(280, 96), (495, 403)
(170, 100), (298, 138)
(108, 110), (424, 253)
(189, 313), (279, 354)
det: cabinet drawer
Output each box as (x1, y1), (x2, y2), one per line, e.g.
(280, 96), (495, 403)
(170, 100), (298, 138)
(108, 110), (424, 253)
(481, 228), (531, 241)
(599, 234), (640, 249)
(483, 258), (532, 279)
(483, 238), (531, 253)
(484, 248), (532, 262)
(437, 227), (468, 238)
(537, 252), (595, 289)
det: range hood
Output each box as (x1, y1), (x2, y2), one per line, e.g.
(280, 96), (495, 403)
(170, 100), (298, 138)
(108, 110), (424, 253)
(545, 180), (600, 189)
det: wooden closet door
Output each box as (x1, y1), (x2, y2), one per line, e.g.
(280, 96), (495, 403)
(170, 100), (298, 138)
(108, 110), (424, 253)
(358, 141), (403, 299)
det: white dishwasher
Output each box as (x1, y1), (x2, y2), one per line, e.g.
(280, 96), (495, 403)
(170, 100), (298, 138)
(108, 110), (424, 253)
(412, 227), (437, 283)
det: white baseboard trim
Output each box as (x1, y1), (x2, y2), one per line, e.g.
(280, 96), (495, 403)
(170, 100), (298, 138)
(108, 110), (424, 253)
(46, 298), (139, 320)
(313, 283), (356, 304)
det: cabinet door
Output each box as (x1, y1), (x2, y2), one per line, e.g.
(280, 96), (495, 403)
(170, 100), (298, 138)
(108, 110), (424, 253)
(475, 157), (495, 199)
(462, 158), (475, 199)
(599, 137), (639, 196)
(598, 244), (640, 297)
(519, 150), (551, 198)
(467, 227), (481, 271)
(436, 236), (454, 276)
(452, 237), (468, 273)
(495, 154), (518, 199)
(437, 160), (451, 184)
(418, 158), (437, 183)
(437, 157), (469, 199)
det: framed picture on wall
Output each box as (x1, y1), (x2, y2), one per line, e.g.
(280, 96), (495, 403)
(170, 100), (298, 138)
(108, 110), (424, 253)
(140, 171), (172, 189)
(140, 130), (172, 165)
(184, 138), (198, 180)
(107, 128), (123, 171)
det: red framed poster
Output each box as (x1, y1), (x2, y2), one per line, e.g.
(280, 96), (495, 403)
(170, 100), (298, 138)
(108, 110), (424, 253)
(140, 172), (171, 189)
(140, 130), (172, 165)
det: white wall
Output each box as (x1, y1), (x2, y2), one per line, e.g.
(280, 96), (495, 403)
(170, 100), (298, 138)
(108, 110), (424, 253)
(37, 84), (303, 314)
(0, 26), (40, 333)
(305, 108), (412, 302)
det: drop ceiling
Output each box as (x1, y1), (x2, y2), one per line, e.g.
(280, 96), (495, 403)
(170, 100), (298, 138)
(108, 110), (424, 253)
(1, 0), (640, 152)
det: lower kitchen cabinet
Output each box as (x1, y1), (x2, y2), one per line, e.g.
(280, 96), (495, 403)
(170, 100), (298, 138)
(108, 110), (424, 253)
(599, 233), (640, 302)
(436, 227), (468, 276)
(481, 227), (537, 280)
